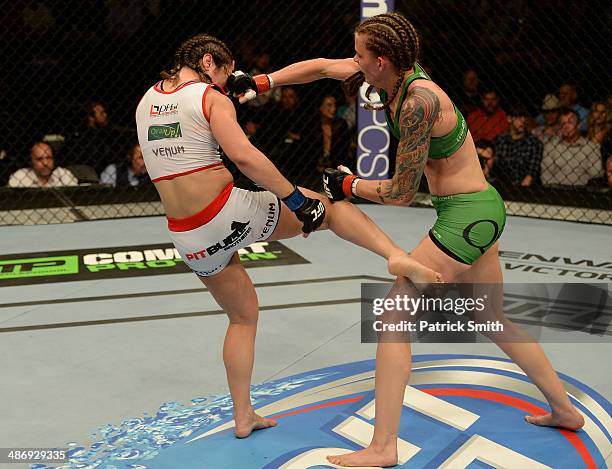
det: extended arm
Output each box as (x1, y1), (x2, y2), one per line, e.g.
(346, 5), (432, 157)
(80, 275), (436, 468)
(229, 58), (359, 101)
(270, 58), (359, 85)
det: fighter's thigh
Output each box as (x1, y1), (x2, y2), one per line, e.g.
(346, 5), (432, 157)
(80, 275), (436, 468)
(456, 242), (505, 321)
(410, 234), (471, 282)
(267, 187), (331, 241)
(457, 241), (502, 283)
(197, 253), (259, 323)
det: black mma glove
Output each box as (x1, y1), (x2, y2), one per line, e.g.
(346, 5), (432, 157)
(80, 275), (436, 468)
(227, 71), (273, 102)
(323, 167), (360, 201)
(227, 71), (256, 96)
(282, 187), (325, 234)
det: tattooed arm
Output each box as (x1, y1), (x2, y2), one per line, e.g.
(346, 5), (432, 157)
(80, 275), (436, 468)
(352, 86), (440, 205)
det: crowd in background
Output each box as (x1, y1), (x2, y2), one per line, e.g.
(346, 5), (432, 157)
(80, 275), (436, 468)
(0, 0), (610, 195)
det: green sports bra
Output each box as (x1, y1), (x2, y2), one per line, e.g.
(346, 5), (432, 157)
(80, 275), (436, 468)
(380, 63), (468, 159)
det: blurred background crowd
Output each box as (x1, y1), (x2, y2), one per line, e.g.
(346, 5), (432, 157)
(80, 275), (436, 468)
(0, 1), (609, 208)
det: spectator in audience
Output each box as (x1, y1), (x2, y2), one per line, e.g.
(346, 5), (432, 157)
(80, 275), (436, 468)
(558, 83), (588, 133)
(494, 105), (543, 187)
(475, 139), (496, 182)
(258, 86), (307, 153)
(306, 95), (351, 173)
(532, 94), (562, 142)
(587, 101), (610, 144)
(467, 89), (509, 141)
(455, 69), (481, 116)
(8, 141), (77, 188)
(66, 100), (124, 174)
(541, 109), (602, 186)
(100, 143), (150, 187)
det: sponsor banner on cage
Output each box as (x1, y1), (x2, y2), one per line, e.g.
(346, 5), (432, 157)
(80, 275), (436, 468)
(356, 0), (394, 179)
(360, 282), (611, 343)
(0, 241), (308, 286)
(500, 250), (612, 281)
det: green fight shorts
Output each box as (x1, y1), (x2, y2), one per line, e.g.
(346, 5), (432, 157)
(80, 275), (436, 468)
(429, 184), (506, 265)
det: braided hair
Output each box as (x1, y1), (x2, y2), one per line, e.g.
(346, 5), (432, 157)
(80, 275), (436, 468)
(343, 12), (420, 111)
(161, 34), (234, 84)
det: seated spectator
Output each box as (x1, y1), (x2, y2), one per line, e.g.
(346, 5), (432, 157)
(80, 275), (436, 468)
(494, 105), (543, 187)
(532, 94), (562, 143)
(541, 109), (602, 186)
(455, 69), (481, 116)
(8, 141), (78, 188)
(587, 101), (610, 145)
(588, 156), (612, 190)
(558, 83), (589, 134)
(475, 139), (496, 182)
(258, 86), (307, 153)
(467, 89), (509, 141)
(65, 100), (125, 174)
(100, 143), (150, 187)
(305, 95), (350, 172)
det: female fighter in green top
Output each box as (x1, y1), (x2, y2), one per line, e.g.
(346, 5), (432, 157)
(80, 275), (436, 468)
(233, 12), (584, 468)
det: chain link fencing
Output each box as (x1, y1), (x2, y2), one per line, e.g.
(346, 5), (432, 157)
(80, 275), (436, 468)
(1, 0), (610, 226)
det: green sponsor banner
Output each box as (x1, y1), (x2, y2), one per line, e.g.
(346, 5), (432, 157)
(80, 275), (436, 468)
(0, 242), (308, 286)
(147, 122), (182, 141)
(0, 256), (79, 280)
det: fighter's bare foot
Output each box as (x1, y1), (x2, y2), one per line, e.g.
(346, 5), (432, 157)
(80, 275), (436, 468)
(326, 446), (398, 467)
(525, 408), (584, 430)
(234, 412), (277, 438)
(388, 252), (443, 287)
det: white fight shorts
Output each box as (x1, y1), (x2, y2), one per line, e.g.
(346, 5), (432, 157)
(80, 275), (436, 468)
(167, 183), (280, 276)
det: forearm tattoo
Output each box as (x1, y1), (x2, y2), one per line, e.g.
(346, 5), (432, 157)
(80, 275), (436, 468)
(382, 86), (440, 203)
(376, 182), (385, 204)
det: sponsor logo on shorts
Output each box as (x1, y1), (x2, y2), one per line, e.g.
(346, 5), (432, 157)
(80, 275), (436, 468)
(152, 145), (185, 158)
(185, 221), (252, 261)
(258, 202), (278, 240)
(149, 103), (178, 117)
(148, 122), (182, 141)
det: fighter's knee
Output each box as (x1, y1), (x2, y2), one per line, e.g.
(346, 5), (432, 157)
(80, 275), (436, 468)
(228, 309), (259, 326)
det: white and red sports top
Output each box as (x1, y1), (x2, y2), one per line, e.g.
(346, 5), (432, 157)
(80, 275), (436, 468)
(135, 80), (223, 182)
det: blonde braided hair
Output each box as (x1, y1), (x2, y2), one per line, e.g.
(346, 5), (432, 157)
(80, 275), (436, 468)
(343, 13), (420, 111)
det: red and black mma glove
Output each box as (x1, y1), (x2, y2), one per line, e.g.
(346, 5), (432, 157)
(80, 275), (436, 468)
(227, 71), (273, 98)
(323, 168), (360, 201)
(282, 187), (325, 234)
